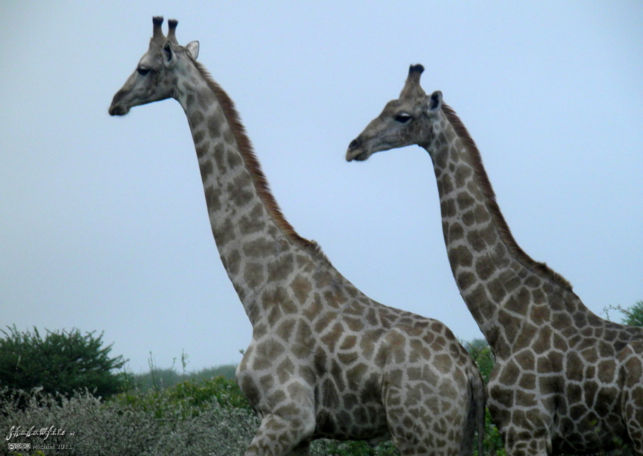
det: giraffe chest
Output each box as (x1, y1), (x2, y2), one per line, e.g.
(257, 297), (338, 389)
(237, 316), (390, 441)
(488, 337), (633, 453)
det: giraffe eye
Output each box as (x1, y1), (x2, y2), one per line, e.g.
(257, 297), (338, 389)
(394, 113), (412, 123)
(137, 66), (150, 76)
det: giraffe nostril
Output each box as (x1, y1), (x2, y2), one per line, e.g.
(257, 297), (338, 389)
(348, 138), (361, 150)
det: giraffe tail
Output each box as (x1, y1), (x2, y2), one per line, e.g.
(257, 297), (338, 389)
(475, 372), (486, 456)
(463, 370), (486, 456)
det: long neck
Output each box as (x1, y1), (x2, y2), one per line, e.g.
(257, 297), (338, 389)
(427, 105), (573, 357)
(174, 61), (316, 325)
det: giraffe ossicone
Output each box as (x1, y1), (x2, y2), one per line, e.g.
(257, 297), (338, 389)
(347, 64), (643, 455)
(110, 19), (485, 455)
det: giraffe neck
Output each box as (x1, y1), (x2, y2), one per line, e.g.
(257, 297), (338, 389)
(173, 60), (317, 326)
(427, 105), (574, 357)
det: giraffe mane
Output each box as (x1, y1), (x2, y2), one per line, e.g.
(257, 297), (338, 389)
(441, 103), (573, 291)
(192, 60), (326, 258)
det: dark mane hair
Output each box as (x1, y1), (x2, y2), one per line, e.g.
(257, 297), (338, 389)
(192, 60), (324, 257)
(441, 103), (573, 291)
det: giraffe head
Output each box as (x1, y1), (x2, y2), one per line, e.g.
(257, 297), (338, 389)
(109, 17), (199, 116)
(346, 64), (443, 161)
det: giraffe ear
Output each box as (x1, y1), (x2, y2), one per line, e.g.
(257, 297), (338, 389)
(428, 90), (443, 112)
(186, 41), (199, 60)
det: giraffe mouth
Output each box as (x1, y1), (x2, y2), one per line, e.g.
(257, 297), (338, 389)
(108, 104), (130, 116)
(346, 150), (370, 162)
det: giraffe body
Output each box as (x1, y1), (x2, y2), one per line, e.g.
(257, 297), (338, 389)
(109, 20), (484, 455)
(346, 64), (643, 455)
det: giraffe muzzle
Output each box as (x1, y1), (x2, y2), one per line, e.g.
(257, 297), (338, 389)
(108, 104), (129, 116)
(108, 90), (131, 116)
(346, 137), (370, 162)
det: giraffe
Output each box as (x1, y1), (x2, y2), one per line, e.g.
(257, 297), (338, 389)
(109, 19), (485, 455)
(346, 64), (643, 455)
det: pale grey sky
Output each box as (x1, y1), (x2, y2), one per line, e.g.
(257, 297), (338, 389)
(1, 1), (641, 373)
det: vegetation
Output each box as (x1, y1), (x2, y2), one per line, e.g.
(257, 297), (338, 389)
(0, 326), (128, 402)
(607, 300), (643, 328)
(2, 300), (640, 455)
(1, 378), (400, 456)
(132, 364), (237, 392)
(1, 382), (259, 456)
(465, 339), (504, 455)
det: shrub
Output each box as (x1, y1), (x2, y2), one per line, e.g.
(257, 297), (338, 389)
(0, 386), (259, 456)
(0, 326), (128, 402)
(112, 376), (251, 421)
(619, 301), (643, 327)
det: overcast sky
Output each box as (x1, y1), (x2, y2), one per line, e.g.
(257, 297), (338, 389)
(1, 1), (641, 373)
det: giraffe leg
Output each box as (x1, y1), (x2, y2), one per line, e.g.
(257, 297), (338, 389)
(244, 412), (315, 456)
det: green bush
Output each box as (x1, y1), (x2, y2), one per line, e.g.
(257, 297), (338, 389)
(168, 376), (250, 410)
(0, 326), (128, 401)
(619, 301), (643, 327)
(113, 376), (251, 421)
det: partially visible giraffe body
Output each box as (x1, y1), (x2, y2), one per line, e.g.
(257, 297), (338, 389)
(346, 64), (643, 455)
(109, 19), (485, 455)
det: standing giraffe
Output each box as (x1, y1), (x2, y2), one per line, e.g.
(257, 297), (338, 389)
(346, 64), (643, 455)
(109, 19), (485, 455)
